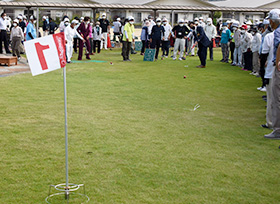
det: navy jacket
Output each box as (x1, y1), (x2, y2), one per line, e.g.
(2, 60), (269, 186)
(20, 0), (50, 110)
(150, 25), (165, 40)
(194, 26), (210, 47)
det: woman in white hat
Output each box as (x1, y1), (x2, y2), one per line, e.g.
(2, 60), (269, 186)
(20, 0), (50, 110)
(10, 19), (24, 60)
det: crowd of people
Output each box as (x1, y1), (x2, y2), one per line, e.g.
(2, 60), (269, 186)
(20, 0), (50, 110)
(1, 9), (280, 139)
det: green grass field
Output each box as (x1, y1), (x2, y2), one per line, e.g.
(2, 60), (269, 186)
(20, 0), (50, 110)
(1, 48), (280, 203)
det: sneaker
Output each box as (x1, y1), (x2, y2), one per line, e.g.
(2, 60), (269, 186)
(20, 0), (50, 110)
(264, 131), (280, 139)
(165, 56), (168, 58)
(257, 87), (263, 90)
(261, 124), (271, 129)
(179, 58), (182, 61)
(231, 63), (236, 66)
(173, 57), (176, 60)
(18, 57), (21, 61)
(220, 59), (224, 62)
(260, 87), (267, 92)
(181, 57), (186, 60)
(250, 72), (255, 75)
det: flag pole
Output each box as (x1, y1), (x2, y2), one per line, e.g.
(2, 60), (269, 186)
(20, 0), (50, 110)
(63, 66), (69, 200)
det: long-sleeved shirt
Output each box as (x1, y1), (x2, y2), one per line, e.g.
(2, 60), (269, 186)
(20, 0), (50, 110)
(10, 26), (24, 41)
(163, 24), (172, 41)
(123, 23), (134, 42)
(240, 32), (253, 53)
(0, 17), (6, 30)
(26, 22), (36, 41)
(64, 25), (83, 43)
(172, 25), (189, 39)
(251, 32), (262, 53)
(49, 21), (58, 34)
(113, 21), (122, 33)
(150, 25), (165, 40)
(233, 29), (241, 47)
(220, 28), (231, 44)
(204, 24), (216, 41)
(140, 26), (149, 41)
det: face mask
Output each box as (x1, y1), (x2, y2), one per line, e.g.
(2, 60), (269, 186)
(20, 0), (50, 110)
(163, 22), (167, 25)
(33, 20), (36, 24)
(199, 20), (202, 23)
(102, 16), (106, 19)
(96, 24), (100, 27)
(129, 21), (134, 25)
(90, 23), (93, 26)
(247, 25), (250, 30)
(233, 27), (237, 31)
(241, 30), (245, 34)
(207, 22), (211, 26)
(64, 22), (69, 26)
(157, 22), (161, 26)
(179, 23), (183, 27)
(13, 23), (17, 27)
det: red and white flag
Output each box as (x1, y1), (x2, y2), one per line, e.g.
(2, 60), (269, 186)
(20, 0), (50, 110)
(24, 33), (66, 76)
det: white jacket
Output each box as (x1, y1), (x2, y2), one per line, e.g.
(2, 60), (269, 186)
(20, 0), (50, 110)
(240, 32), (252, 53)
(251, 32), (262, 53)
(204, 24), (216, 41)
(64, 25), (83, 43)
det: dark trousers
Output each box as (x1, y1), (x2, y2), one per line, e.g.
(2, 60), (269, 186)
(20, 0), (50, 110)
(198, 43), (207, 66)
(89, 38), (93, 54)
(73, 38), (79, 53)
(259, 53), (267, 87)
(208, 39), (213, 60)
(244, 51), (253, 70)
(78, 38), (90, 60)
(93, 40), (101, 53)
(162, 40), (170, 56)
(122, 41), (131, 60)
(230, 42), (235, 62)
(151, 39), (161, 59)
(141, 40), (148, 54)
(0, 30), (10, 53)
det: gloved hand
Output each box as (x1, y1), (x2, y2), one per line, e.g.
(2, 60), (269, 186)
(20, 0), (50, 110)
(264, 78), (270, 86)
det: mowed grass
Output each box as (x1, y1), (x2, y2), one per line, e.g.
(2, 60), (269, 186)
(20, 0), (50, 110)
(1, 47), (280, 204)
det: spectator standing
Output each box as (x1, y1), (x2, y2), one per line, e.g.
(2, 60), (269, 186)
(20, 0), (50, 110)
(251, 26), (262, 76)
(150, 18), (165, 60)
(140, 20), (149, 55)
(199, 17), (206, 29)
(204, 18), (216, 61)
(18, 16), (26, 33)
(48, 18), (58, 34)
(25, 16), (36, 41)
(265, 9), (280, 139)
(122, 16), (135, 61)
(232, 22), (242, 67)
(113, 17), (122, 42)
(10, 19), (24, 60)
(92, 21), (103, 54)
(172, 19), (189, 60)
(240, 25), (253, 71)
(220, 22), (231, 63)
(0, 12), (11, 54)
(162, 17), (172, 58)
(42, 16), (49, 36)
(73, 17), (81, 54)
(99, 13), (110, 50)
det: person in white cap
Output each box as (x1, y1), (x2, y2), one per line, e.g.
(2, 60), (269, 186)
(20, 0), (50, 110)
(113, 17), (122, 42)
(122, 16), (135, 61)
(264, 9), (280, 139)
(147, 15), (156, 36)
(92, 21), (103, 54)
(10, 19), (24, 59)
(199, 17), (205, 29)
(64, 19), (85, 63)
(99, 13), (110, 50)
(42, 16), (48, 36)
(251, 26), (262, 76)
(204, 18), (216, 61)
(232, 21), (242, 67)
(59, 16), (69, 33)
(18, 15), (26, 33)
(0, 12), (11, 54)
(162, 17), (172, 58)
(246, 20), (252, 30)
(171, 19), (189, 60)
(150, 17), (165, 60)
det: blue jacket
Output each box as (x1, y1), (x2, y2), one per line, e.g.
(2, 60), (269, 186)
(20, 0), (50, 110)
(220, 28), (231, 44)
(26, 22), (36, 41)
(141, 26), (149, 41)
(194, 26), (210, 47)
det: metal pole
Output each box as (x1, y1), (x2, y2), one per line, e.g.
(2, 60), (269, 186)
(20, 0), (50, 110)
(36, 7), (39, 38)
(63, 66), (69, 199)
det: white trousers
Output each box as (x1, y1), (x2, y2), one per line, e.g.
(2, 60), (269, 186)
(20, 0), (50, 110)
(100, 32), (108, 49)
(66, 42), (73, 62)
(233, 46), (242, 65)
(173, 38), (185, 59)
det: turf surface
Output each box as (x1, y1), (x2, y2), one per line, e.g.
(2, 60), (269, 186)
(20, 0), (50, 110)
(1, 48), (280, 203)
